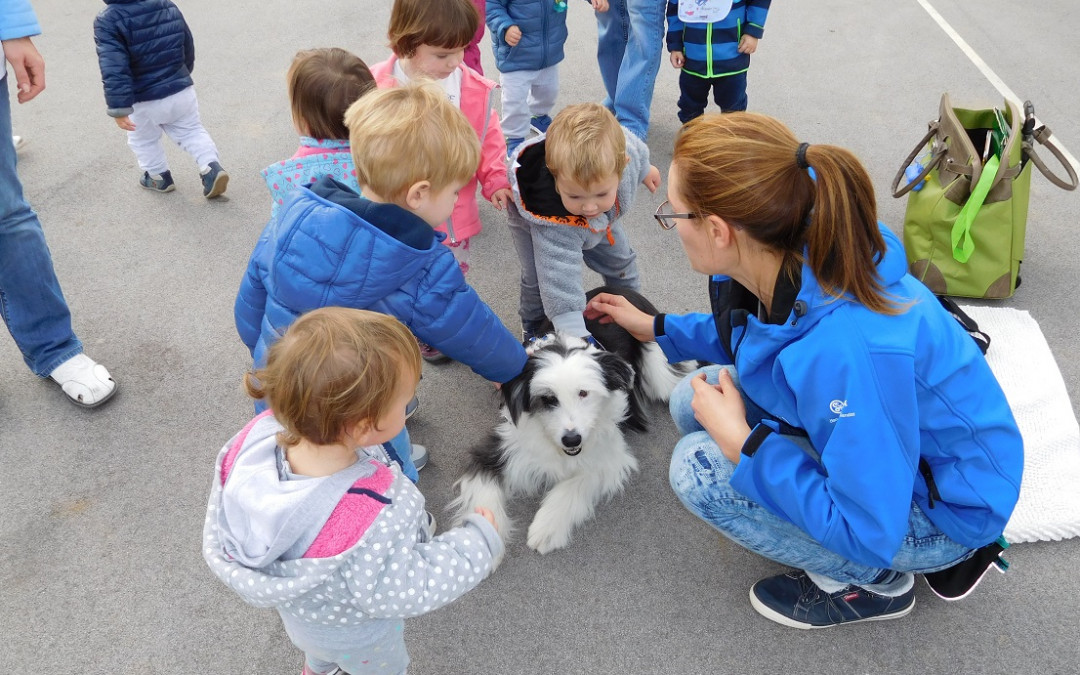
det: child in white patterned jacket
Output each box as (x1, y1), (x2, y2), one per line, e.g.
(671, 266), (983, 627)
(203, 307), (501, 675)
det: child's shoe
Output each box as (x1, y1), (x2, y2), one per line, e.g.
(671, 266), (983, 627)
(411, 443), (429, 471)
(140, 170), (175, 193)
(506, 137), (525, 158)
(13, 135), (26, 152)
(405, 394), (419, 419)
(418, 341), (450, 364)
(530, 114), (553, 135)
(200, 161), (229, 198)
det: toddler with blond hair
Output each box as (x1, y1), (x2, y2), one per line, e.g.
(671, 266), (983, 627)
(506, 102), (661, 342)
(235, 83), (527, 480)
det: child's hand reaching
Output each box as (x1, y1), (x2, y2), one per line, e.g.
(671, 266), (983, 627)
(491, 188), (512, 210)
(114, 116), (136, 131)
(505, 26), (522, 47)
(591, 0), (609, 11)
(669, 51), (685, 69)
(643, 165), (661, 193)
(475, 507), (498, 532)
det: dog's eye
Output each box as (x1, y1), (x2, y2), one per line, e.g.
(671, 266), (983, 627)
(578, 390), (589, 399)
(539, 395), (559, 408)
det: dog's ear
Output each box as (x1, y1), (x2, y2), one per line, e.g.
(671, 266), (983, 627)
(596, 351), (635, 393)
(501, 365), (532, 424)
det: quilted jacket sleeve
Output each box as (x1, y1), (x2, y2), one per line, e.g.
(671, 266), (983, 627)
(93, 11), (135, 116)
(406, 252), (527, 384)
(234, 224), (273, 357)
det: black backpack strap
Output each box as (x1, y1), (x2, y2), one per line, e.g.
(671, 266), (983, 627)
(937, 295), (991, 354)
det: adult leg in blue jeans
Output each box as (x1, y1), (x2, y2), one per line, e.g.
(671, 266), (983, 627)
(0, 72), (116, 407)
(667, 366), (975, 628)
(595, 0), (665, 140)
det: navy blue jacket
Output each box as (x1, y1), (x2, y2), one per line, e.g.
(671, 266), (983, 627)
(666, 0), (769, 78)
(93, 0), (195, 116)
(486, 0), (567, 73)
(657, 226), (1022, 568)
(235, 176), (527, 383)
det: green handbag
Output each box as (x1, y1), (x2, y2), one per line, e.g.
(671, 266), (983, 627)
(891, 95), (1077, 299)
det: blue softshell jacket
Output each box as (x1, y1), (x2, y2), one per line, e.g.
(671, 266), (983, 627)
(235, 176), (527, 383)
(0, 0), (40, 41)
(665, 0), (770, 78)
(93, 0), (195, 117)
(656, 226), (1023, 569)
(486, 0), (567, 73)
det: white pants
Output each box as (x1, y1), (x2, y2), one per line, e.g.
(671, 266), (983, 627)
(127, 86), (219, 175)
(499, 64), (559, 139)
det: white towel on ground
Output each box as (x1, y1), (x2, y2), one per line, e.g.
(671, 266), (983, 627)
(960, 305), (1080, 543)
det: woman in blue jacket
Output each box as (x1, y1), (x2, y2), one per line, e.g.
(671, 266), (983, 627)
(587, 113), (1023, 629)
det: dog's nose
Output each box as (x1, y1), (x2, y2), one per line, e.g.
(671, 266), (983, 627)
(561, 432), (582, 449)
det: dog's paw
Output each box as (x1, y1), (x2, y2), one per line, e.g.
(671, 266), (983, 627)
(526, 518), (573, 554)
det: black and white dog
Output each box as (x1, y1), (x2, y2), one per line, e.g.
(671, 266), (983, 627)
(449, 287), (697, 554)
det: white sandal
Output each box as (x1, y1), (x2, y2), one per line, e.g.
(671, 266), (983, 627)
(49, 353), (117, 408)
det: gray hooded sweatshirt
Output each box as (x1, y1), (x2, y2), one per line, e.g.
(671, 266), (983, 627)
(505, 127), (652, 337)
(203, 413), (503, 673)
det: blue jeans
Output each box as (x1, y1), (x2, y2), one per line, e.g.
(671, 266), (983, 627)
(667, 365), (974, 586)
(596, 0), (665, 140)
(0, 74), (82, 376)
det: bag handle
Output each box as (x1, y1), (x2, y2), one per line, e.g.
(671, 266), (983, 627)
(891, 121), (945, 198)
(1024, 124), (1079, 191)
(950, 154), (999, 263)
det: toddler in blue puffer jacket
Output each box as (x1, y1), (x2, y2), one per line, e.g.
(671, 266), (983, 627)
(93, 0), (229, 198)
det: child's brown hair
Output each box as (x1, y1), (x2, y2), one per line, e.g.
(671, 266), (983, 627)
(673, 113), (900, 314)
(545, 103), (629, 187)
(387, 0), (480, 58)
(245, 307), (421, 447)
(287, 48), (374, 140)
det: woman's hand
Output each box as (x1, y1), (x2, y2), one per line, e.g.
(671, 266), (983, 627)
(585, 292), (656, 342)
(690, 370), (752, 464)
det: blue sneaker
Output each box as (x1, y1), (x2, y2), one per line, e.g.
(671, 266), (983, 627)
(506, 137), (525, 158)
(749, 571), (915, 629)
(530, 114), (553, 135)
(199, 161), (229, 199)
(140, 170), (175, 193)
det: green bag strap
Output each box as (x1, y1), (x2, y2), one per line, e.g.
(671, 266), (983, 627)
(951, 154), (1000, 263)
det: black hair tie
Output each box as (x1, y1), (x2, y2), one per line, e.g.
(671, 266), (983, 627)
(795, 142), (811, 170)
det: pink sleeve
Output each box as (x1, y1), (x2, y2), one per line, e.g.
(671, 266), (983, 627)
(477, 110), (511, 201)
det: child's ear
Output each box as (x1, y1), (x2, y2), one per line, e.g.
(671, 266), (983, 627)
(343, 420), (376, 447)
(404, 181), (432, 210)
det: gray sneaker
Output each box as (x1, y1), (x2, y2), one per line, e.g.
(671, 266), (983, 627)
(140, 170), (175, 193)
(200, 161), (229, 198)
(411, 443), (429, 471)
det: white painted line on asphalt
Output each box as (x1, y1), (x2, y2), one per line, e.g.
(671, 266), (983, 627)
(917, 0), (1080, 172)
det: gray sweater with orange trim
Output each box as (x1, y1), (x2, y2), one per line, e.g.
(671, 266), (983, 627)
(506, 128), (651, 337)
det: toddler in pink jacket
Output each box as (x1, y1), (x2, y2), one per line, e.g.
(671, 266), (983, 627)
(371, 0), (512, 362)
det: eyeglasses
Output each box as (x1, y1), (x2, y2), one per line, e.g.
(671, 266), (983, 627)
(653, 200), (695, 230)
